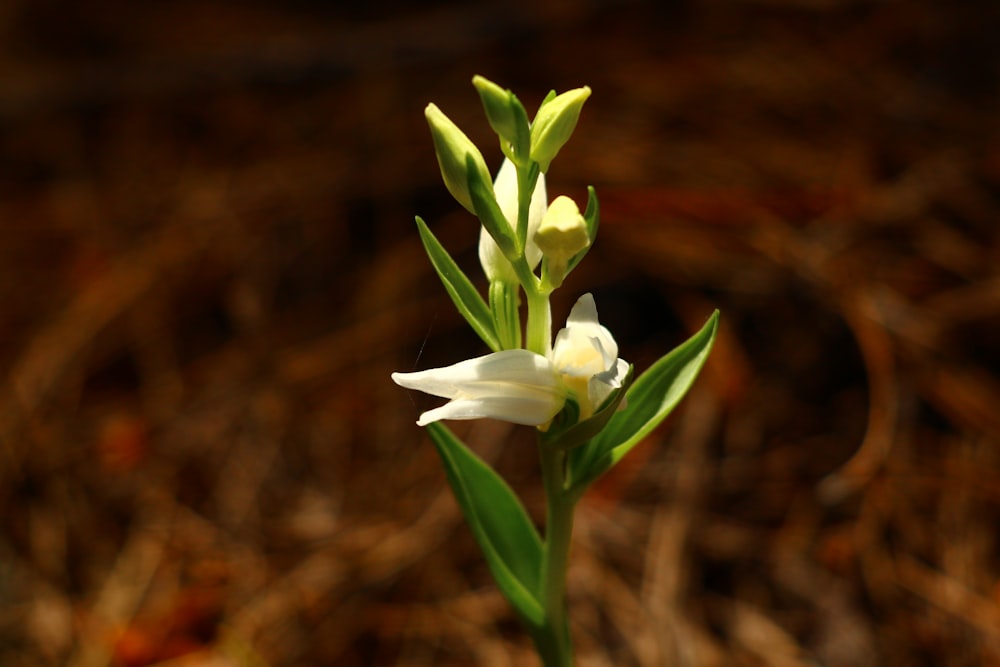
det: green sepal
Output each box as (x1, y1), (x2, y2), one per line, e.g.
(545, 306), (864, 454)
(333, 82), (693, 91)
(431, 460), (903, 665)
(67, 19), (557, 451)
(425, 422), (545, 628)
(415, 216), (501, 352)
(568, 311), (719, 495)
(543, 365), (634, 455)
(567, 186), (599, 274)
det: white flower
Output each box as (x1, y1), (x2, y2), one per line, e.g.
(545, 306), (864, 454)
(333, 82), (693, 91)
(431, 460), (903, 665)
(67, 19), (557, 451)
(392, 293), (628, 426)
(551, 293), (629, 419)
(392, 349), (563, 426)
(478, 158), (547, 282)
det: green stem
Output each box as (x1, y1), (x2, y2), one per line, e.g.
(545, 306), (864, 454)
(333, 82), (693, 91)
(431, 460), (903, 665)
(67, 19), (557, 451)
(524, 286), (552, 357)
(535, 443), (576, 667)
(512, 155), (572, 664)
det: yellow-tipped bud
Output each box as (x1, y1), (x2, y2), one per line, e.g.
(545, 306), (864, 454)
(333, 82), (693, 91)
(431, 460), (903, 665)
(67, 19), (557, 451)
(534, 195), (590, 286)
(529, 86), (591, 172)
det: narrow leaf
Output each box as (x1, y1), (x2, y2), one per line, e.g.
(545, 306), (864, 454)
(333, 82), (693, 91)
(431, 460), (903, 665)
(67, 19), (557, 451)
(415, 216), (501, 352)
(426, 423), (545, 627)
(468, 155), (520, 261)
(569, 311), (719, 494)
(567, 186), (599, 273)
(509, 92), (531, 163)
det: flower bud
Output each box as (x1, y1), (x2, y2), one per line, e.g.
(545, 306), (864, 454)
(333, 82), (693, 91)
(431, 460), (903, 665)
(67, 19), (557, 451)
(534, 195), (590, 287)
(425, 103), (493, 214)
(473, 75), (531, 163)
(529, 86), (591, 172)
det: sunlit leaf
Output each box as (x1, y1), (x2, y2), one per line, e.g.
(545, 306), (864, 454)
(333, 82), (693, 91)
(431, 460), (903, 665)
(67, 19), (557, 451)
(426, 422), (545, 627)
(568, 311), (719, 494)
(415, 216), (500, 352)
(567, 186), (599, 274)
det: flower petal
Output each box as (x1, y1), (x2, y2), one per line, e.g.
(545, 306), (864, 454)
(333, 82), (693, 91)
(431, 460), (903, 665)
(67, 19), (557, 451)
(548, 293), (629, 420)
(417, 391), (564, 426)
(551, 293), (619, 377)
(479, 159), (547, 281)
(392, 349), (564, 426)
(588, 358), (630, 409)
(392, 349), (556, 397)
(564, 293), (618, 362)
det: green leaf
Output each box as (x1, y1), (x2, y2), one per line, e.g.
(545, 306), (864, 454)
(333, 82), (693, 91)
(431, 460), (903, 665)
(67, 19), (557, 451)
(567, 186), (599, 274)
(467, 155), (520, 262)
(568, 311), (719, 494)
(508, 92), (531, 164)
(415, 216), (501, 352)
(426, 422), (545, 627)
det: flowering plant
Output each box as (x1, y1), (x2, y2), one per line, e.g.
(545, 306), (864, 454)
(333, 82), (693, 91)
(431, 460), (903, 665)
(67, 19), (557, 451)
(393, 76), (718, 666)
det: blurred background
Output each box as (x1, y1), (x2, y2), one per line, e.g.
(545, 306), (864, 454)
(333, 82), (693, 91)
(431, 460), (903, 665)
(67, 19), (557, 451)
(1, 0), (999, 665)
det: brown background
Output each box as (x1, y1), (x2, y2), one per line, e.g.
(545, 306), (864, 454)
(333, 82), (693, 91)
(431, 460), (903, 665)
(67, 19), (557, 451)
(1, 1), (999, 665)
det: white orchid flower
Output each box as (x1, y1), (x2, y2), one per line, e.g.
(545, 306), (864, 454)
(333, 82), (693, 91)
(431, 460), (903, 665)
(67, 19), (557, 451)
(392, 293), (628, 427)
(393, 349), (563, 426)
(550, 293), (629, 419)
(478, 158), (547, 282)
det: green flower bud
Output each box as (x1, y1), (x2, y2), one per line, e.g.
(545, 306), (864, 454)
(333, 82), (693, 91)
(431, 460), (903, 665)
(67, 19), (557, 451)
(529, 86), (591, 173)
(535, 195), (590, 287)
(425, 103), (493, 214)
(473, 75), (531, 163)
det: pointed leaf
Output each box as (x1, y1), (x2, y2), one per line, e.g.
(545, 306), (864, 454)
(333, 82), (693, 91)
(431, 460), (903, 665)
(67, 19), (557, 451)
(569, 311), (719, 494)
(426, 422), (545, 627)
(567, 186), (599, 273)
(415, 216), (501, 352)
(467, 155), (520, 262)
(509, 92), (531, 163)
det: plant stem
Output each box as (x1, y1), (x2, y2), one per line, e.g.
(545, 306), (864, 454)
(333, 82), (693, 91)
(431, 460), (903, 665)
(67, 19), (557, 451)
(536, 443), (576, 666)
(524, 286), (552, 357)
(513, 155), (571, 664)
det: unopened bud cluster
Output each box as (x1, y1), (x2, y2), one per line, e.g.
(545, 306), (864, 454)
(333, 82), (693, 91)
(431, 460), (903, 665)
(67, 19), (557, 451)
(424, 76), (596, 296)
